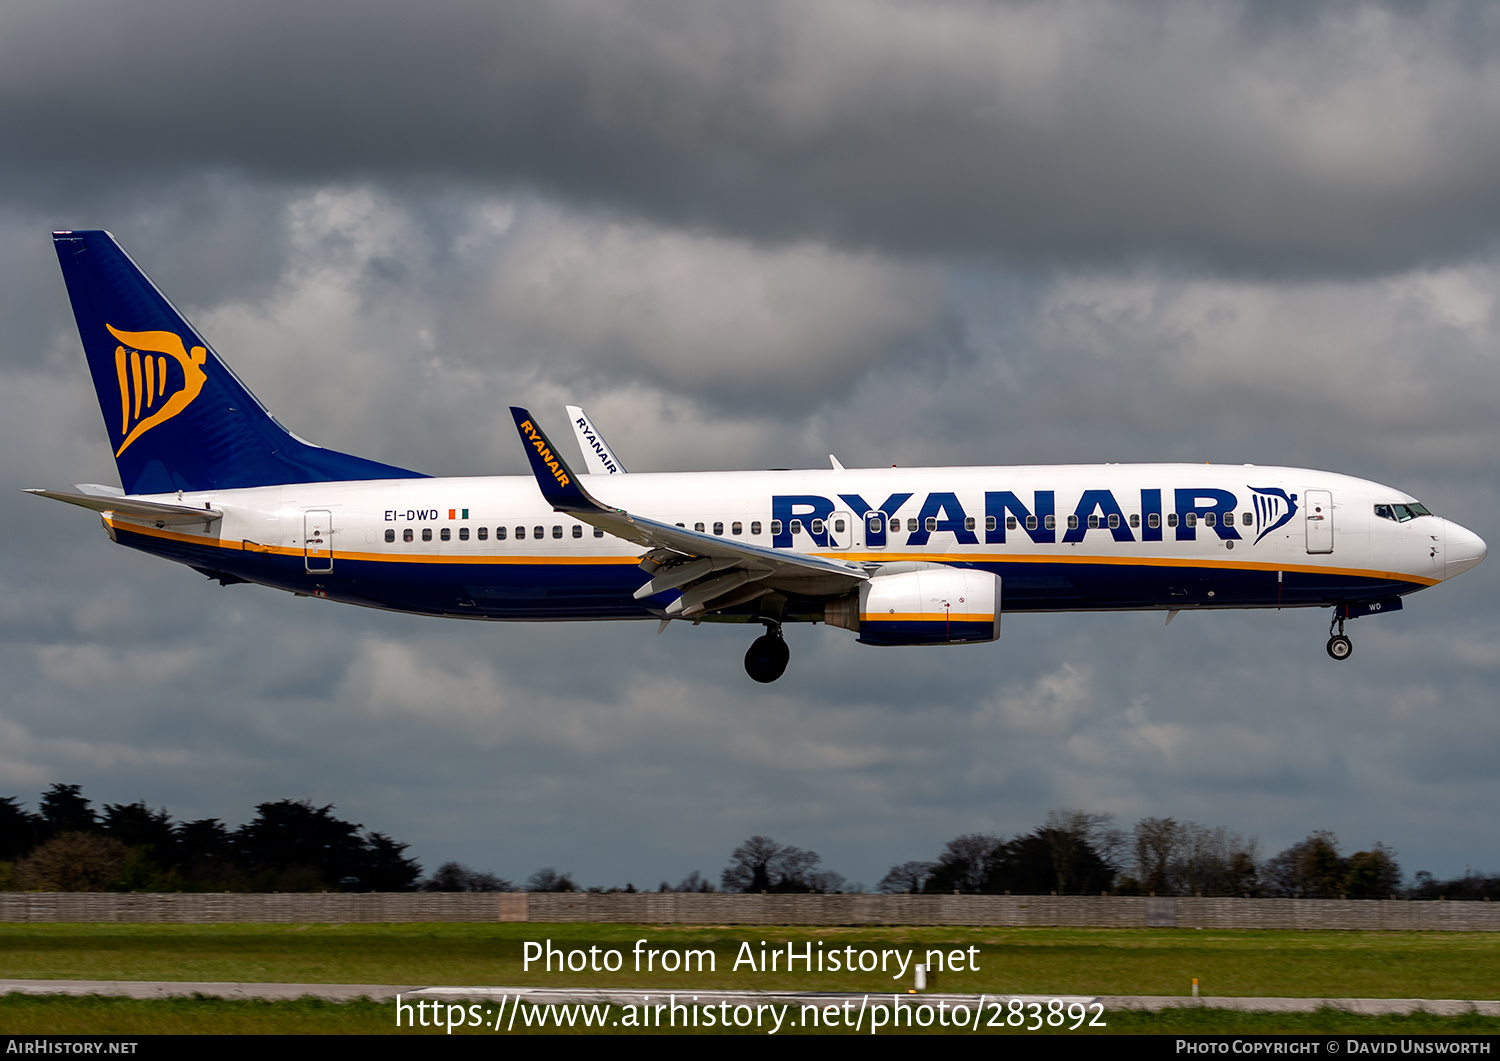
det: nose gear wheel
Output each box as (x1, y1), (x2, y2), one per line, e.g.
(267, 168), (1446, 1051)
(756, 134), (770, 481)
(1326, 611), (1352, 661)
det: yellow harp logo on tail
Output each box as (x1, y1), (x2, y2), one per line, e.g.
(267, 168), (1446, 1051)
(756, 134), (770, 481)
(106, 324), (208, 457)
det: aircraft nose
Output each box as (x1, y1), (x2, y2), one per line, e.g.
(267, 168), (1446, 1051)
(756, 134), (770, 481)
(1444, 520), (1487, 580)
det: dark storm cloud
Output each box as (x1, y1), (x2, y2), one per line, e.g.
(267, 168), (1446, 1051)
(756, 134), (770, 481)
(4, 1), (1499, 892)
(7, 189), (1498, 885)
(7, 0), (1500, 270)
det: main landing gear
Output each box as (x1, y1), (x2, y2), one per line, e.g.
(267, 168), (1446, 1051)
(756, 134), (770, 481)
(1326, 612), (1353, 661)
(745, 621), (790, 683)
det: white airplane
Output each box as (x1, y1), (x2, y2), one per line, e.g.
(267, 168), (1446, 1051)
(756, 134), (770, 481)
(33, 231), (1487, 683)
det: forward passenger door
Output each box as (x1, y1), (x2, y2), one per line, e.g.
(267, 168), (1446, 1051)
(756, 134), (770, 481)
(1304, 490), (1333, 554)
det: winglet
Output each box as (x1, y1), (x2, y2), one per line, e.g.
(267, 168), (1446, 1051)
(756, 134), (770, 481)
(565, 404), (628, 475)
(510, 407), (610, 513)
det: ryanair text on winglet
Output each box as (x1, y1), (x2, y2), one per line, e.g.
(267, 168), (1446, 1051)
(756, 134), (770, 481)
(519, 420), (571, 489)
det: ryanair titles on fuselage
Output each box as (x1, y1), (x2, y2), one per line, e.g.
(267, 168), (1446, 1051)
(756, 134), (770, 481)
(770, 485), (1296, 550)
(366, 482), (1299, 550)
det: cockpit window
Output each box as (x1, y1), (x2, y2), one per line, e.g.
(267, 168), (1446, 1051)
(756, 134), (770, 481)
(1375, 502), (1433, 523)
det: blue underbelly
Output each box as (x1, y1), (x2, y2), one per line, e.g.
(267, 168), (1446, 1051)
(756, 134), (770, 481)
(115, 528), (1423, 619)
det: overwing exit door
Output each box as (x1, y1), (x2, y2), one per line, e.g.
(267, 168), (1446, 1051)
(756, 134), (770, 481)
(826, 511), (854, 549)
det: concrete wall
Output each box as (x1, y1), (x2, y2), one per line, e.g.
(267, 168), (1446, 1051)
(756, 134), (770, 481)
(1, 891), (1497, 929)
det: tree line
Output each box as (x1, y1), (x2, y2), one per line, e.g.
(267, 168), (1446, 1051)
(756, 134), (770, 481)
(2, 787), (1494, 898)
(874, 810), (1460, 899)
(0, 784), (423, 892)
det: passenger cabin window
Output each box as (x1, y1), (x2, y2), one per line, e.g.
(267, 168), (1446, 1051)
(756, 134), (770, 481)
(572, 525), (582, 538)
(834, 518), (845, 533)
(1026, 516), (1038, 531)
(964, 516), (975, 532)
(1166, 513), (1178, 528)
(789, 519), (803, 534)
(515, 526), (525, 539)
(1222, 512), (1233, 526)
(478, 527), (488, 540)
(732, 522), (743, 535)
(908, 518), (919, 532)
(440, 527), (451, 541)
(925, 517), (937, 532)
(593, 527), (604, 537)
(1067, 515), (1080, 530)
(403, 528), (413, 542)
(534, 525), (544, 539)
(695, 522), (705, 532)
(385, 529), (395, 543)
(1107, 513), (1120, 529)
(1129, 513), (1140, 528)
(551, 525), (562, 539)
(1148, 513), (1160, 529)
(1185, 513), (1197, 528)
(1005, 516), (1016, 531)
(1203, 512), (1216, 528)
(869, 516), (881, 533)
(751, 521), (762, 535)
(1043, 515), (1055, 530)
(495, 526), (506, 540)
(459, 527), (470, 541)
(811, 519), (825, 535)
(422, 528), (433, 541)
(1087, 515), (1100, 529)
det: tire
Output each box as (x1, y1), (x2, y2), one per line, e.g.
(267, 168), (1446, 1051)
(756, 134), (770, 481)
(1326, 634), (1353, 661)
(744, 632), (791, 683)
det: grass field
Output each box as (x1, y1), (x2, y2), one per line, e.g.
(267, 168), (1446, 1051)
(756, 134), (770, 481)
(3, 922), (1500, 998)
(2, 923), (1498, 1035)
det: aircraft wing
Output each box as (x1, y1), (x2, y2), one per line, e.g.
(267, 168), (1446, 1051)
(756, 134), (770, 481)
(25, 488), (223, 527)
(511, 408), (868, 614)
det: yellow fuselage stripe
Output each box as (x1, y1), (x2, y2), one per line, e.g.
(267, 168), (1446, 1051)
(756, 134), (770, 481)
(822, 551), (1439, 587)
(103, 519), (1439, 586)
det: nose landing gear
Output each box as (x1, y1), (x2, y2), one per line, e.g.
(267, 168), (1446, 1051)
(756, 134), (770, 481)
(1326, 613), (1353, 661)
(745, 621), (790, 683)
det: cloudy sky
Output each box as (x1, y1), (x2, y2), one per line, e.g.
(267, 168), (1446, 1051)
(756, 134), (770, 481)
(2, 0), (1498, 890)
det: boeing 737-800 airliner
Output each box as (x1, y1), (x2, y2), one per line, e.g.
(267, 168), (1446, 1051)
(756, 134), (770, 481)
(32, 231), (1487, 682)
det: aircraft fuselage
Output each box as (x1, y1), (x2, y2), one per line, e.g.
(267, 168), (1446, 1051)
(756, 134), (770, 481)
(102, 463), (1478, 623)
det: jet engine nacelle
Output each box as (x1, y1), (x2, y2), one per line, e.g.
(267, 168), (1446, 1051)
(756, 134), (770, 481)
(825, 564), (1001, 646)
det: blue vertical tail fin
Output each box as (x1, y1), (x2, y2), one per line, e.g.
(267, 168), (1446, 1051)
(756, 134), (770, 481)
(52, 230), (425, 494)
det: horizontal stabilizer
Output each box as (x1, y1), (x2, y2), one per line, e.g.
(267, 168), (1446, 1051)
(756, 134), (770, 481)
(25, 488), (222, 526)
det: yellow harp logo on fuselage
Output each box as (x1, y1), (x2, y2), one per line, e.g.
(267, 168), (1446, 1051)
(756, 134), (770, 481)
(107, 324), (208, 457)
